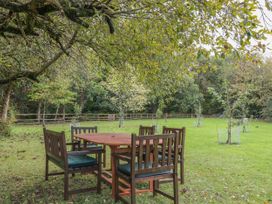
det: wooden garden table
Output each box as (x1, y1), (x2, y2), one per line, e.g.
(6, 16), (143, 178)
(74, 133), (153, 199)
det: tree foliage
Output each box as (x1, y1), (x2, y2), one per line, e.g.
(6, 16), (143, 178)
(104, 68), (148, 127)
(1, 0), (272, 128)
(0, 0), (270, 85)
(28, 77), (75, 108)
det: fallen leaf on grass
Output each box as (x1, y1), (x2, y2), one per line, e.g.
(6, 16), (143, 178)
(180, 188), (188, 194)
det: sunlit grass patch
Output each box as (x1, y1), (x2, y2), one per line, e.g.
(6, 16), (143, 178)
(0, 118), (271, 203)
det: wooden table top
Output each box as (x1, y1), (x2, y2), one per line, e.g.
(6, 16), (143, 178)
(74, 133), (132, 146)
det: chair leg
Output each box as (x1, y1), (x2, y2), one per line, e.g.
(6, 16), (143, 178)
(97, 164), (101, 194)
(180, 159), (184, 184)
(153, 180), (158, 197)
(173, 173), (179, 204)
(131, 179), (136, 204)
(45, 157), (49, 181)
(103, 147), (106, 168)
(64, 172), (69, 201)
(72, 143), (75, 151)
(114, 173), (119, 202)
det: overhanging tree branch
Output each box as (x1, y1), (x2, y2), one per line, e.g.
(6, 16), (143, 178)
(0, 0), (115, 36)
(0, 30), (78, 85)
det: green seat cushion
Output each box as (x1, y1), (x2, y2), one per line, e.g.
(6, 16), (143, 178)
(68, 155), (97, 168)
(118, 162), (171, 178)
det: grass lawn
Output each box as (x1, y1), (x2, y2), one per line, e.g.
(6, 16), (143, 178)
(0, 118), (271, 204)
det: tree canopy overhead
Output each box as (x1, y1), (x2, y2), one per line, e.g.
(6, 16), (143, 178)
(0, 0), (270, 85)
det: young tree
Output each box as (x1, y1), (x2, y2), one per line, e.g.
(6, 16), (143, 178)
(256, 59), (272, 120)
(28, 78), (75, 123)
(104, 69), (148, 127)
(166, 76), (203, 114)
(208, 83), (235, 144)
(208, 56), (254, 143)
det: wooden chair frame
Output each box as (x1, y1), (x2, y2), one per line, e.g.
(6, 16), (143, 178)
(162, 126), (186, 184)
(139, 125), (155, 136)
(44, 128), (103, 200)
(113, 133), (179, 204)
(71, 126), (107, 168)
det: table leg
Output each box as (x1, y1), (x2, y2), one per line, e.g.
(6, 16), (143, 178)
(149, 153), (154, 192)
(110, 146), (118, 199)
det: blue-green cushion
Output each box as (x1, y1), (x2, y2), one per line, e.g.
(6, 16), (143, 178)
(81, 144), (103, 149)
(158, 153), (170, 160)
(143, 153), (168, 161)
(118, 162), (171, 178)
(68, 155), (97, 168)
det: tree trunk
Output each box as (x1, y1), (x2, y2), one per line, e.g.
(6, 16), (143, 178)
(242, 107), (247, 133)
(119, 109), (124, 128)
(226, 89), (232, 144)
(79, 90), (85, 112)
(55, 105), (59, 120)
(1, 83), (12, 122)
(42, 102), (46, 125)
(196, 102), (202, 127)
(62, 105), (66, 121)
(37, 102), (41, 124)
(164, 113), (168, 122)
(226, 117), (232, 144)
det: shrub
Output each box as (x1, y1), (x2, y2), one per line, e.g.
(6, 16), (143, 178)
(0, 121), (11, 137)
(262, 98), (272, 121)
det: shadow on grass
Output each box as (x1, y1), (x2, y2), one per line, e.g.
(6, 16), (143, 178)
(2, 174), (118, 204)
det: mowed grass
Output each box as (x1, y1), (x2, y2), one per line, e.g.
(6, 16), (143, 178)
(0, 118), (271, 204)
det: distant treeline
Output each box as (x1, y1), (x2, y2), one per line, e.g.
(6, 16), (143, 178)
(1, 56), (272, 122)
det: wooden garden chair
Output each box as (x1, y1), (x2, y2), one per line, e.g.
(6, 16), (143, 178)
(71, 126), (107, 168)
(43, 128), (103, 200)
(113, 133), (179, 204)
(162, 126), (186, 184)
(139, 125), (155, 135)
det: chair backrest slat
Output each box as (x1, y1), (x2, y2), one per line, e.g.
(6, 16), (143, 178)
(71, 126), (97, 142)
(167, 137), (173, 165)
(161, 138), (166, 166)
(131, 133), (178, 176)
(139, 125), (155, 136)
(152, 138), (159, 168)
(145, 139), (150, 168)
(131, 134), (137, 175)
(138, 139), (143, 170)
(43, 128), (67, 165)
(162, 126), (185, 152)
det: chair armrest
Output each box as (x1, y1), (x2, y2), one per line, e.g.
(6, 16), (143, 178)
(178, 145), (183, 149)
(116, 148), (131, 153)
(68, 148), (104, 156)
(113, 153), (132, 162)
(66, 141), (80, 146)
